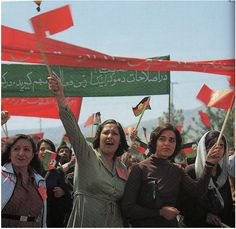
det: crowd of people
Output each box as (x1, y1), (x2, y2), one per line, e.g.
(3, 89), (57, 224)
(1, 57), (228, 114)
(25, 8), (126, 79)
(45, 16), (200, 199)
(1, 75), (235, 227)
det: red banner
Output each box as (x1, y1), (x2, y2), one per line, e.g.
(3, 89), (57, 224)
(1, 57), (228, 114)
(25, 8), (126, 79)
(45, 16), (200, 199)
(1, 97), (82, 121)
(2, 26), (234, 76)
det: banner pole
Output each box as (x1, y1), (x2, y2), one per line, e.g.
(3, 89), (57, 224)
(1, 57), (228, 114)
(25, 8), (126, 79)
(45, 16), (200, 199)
(216, 95), (235, 145)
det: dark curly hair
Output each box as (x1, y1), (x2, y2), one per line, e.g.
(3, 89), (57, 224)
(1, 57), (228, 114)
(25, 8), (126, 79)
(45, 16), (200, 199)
(93, 119), (129, 157)
(205, 130), (227, 153)
(2, 134), (41, 173)
(148, 123), (182, 160)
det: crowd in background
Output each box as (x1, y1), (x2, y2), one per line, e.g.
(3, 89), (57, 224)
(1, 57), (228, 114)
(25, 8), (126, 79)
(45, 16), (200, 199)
(1, 76), (235, 228)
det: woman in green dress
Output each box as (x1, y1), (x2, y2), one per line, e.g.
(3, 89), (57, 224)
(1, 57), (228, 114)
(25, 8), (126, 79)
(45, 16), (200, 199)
(48, 75), (129, 227)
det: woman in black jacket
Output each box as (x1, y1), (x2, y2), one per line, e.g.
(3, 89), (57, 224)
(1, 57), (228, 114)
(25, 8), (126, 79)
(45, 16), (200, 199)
(181, 131), (234, 227)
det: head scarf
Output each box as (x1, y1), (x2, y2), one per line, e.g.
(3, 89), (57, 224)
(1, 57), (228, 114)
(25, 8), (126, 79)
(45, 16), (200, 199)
(195, 131), (229, 207)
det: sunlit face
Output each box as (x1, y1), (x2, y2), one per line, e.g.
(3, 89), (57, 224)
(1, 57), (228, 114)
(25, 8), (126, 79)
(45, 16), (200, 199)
(99, 124), (121, 156)
(155, 130), (177, 159)
(38, 142), (52, 161)
(10, 139), (34, 169)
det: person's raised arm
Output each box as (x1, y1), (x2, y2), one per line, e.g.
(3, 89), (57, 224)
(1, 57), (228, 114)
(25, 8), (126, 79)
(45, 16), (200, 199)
(48, 75), (67, 108)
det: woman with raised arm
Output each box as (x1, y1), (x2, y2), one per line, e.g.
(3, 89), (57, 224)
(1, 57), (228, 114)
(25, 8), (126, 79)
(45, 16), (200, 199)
(48, 75), (129, 227)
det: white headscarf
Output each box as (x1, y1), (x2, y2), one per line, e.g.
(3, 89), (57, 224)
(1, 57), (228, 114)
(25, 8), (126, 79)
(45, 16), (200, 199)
(195, 131), (229, 207)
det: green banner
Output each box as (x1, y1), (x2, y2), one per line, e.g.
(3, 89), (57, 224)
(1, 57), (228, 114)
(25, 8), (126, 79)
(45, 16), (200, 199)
(2, 61), (170, 98)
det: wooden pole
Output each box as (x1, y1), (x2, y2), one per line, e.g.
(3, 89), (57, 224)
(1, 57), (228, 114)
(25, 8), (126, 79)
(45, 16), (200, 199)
(216, 95), (235, 145)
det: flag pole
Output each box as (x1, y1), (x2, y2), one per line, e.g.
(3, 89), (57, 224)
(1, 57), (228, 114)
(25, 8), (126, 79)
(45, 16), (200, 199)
(135, 97), (150, 131)
(216, 95), (235, 145)
(35, 37), (53, 76)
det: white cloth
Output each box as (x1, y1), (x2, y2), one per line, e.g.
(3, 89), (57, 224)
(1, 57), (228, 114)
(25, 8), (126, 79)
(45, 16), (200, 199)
(1, 163), (47, 227)
(195, 131), (229, 207)
(228, 154), (235, 177)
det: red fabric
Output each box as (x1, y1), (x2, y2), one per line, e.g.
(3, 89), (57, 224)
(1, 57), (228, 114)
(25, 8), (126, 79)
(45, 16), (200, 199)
(176, 125), (183, 133)
(2, 25), (235, 76)
(197, 84), (235, 110)
(30, 5), (73, 38)
(29, 132), (44, 139)
(1, 97), (82, 120)
(84, 114), (94, 127)
(198, 111), (211, 128)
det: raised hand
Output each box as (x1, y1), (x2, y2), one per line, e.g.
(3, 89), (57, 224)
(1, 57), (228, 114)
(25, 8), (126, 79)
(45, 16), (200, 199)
(206, 143), (224, 165)
(48, 75), (67, 107)
(1, 111), (10, 126)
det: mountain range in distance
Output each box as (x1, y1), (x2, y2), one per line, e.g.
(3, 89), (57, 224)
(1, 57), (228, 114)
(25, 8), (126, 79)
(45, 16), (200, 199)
(2, 106), (204, 148)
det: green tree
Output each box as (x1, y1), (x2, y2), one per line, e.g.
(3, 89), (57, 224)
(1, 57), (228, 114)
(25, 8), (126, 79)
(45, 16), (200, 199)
(157, 103), (191, 143)
(189, 106), (235, 148)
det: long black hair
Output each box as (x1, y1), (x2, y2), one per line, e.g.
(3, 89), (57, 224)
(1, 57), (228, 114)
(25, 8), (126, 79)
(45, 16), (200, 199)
(93, 119), (129, 157)
(2, 134), (41, 173)
(148, 123), (182, 160)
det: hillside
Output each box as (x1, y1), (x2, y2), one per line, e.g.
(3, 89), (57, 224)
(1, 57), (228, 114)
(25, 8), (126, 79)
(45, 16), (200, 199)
(2, 106), (204, 147)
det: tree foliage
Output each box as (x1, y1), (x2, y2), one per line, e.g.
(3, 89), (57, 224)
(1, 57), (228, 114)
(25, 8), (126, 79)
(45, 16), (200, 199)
(157, 103), (235, 148)
(189, 106), (235, 148)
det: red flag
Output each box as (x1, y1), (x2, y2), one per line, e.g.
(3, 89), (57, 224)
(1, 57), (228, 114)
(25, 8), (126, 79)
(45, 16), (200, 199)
(176, 125), (183, 133)
(130, 138), (147, 154)
(132, 97), (151, 116)
(198, 111), (211, 128)
(61, 134), (70, 144)
(84, 114), (95, 127)
(29, 132), (44, 139)
(30, 5), (73, 38)
(197, 84), (234, 110)
(2, 26), (235, 76)
(227, 74), (235, 88)
(1, 97), (82, 121)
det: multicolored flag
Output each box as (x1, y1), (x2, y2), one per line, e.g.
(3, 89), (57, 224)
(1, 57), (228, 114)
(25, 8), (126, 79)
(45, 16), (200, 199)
(132, 97), (151, 116)
(84, 114), (95, 127)
(30, 5), (73, 38)
(60, 134), (70, 146)
(198, 111), (211, 128)
(197, 84), (234, 110)
(42, 150), (57, 171)
(180, 142), (198, 158)
(34, 0), (42, 11)
(93, 112), (101, 125)
(130, 138), (148, 155)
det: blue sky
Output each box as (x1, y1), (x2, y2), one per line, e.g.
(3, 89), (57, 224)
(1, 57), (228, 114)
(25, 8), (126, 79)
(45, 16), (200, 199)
(1, 0), (234, 131)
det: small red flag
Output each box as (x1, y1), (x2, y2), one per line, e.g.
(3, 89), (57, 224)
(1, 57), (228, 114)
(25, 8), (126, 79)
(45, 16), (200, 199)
(84, 114), (95, 127)
(197, 84), (234, 110)
(30, 5), (73, 38)
(227, 74), (235, 88)
(176, 125), (183, 133)
(198, 111), (211, 128)
(132, 97), (151, 116)
(130, 138), (147, 154)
